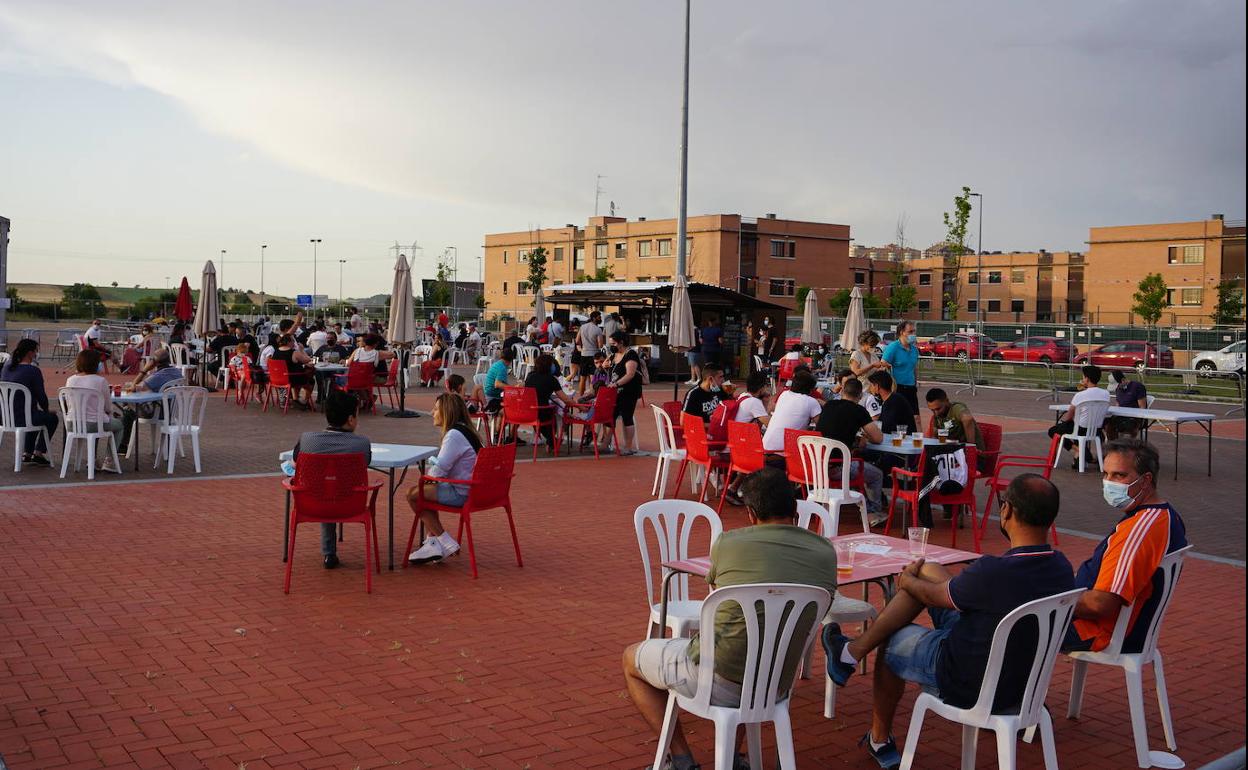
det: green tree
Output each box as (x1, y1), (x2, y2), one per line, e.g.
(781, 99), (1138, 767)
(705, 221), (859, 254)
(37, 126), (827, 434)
(941, 186), (973, 309)
(5, 285), (18, 302)
(827, 288), (886, 316)
(1131, 272), (1168, 325)
(428, 256), (453, 307)
(577, 265), (615, 283)
(110, 281), (119, 288)
(795, 285), (813, 307)
(474, 294), (487, 310)
(133, 291), (179, 318)
(1211, 279), (1244, 325)
(526, 246), (549, 295)
(62, 283), (103, 318)
(943, 292), (959, 321)
(888, 262), (917, 314)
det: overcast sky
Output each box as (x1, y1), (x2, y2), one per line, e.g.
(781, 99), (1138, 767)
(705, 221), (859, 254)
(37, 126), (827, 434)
(1, 0), (1244, 298)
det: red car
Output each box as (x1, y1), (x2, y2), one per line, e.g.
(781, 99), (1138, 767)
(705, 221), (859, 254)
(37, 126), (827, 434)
(918, 332), (997, 360)
(1074, 340), (1175, 369)
(990, 336), (1073, 364)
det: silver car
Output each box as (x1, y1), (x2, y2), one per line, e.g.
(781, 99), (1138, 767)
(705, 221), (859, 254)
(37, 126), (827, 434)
(1191, 340), (1245, 372)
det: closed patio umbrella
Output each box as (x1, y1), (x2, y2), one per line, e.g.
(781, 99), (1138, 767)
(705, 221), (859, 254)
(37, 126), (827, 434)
(174, 277), (194, 322)
(667, 274), (696, 398)
(192, 261), (221, 389)
(800, 288), (820, 345)
(384, 254), (419, 418)
(838, 286), (867, 353)
(532, 287), (546, 329)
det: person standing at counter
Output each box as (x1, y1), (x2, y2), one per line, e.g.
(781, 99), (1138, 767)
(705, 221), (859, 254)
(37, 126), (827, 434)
(882, 319), (920, 416)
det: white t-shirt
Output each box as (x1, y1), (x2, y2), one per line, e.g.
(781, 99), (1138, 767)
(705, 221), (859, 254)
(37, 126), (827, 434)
(762, 391), (822, 451)
(433, 428), (478, 495)
(259, 345), (275, 370)
(64, 373), (112, 423)
(350, 314), (364, 333)
(351, 348), (380, 364)
(307, 330), (329, 351)
(734, 393), (769, 424)
(84, 325), (102, 343)
(548, 321), (564, 342)
(1070, 386), (1111, 429)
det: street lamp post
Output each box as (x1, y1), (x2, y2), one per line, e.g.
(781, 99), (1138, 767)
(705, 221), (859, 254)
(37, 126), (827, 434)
(968, 192), (983, 324)
(309, 239), (322, 313)
(338, 259), (347, 316)
(260, 244), (267, 315)
(219, 249), (227, 306)
(675, 0), (691, 280)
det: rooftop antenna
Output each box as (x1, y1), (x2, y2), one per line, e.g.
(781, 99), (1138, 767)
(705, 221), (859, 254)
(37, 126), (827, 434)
(609, 200), (617, 217)
(594, 175), (606, 216)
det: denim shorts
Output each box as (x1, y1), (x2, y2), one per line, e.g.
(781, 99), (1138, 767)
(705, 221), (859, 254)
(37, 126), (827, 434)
(436, 483), (469, 507)
(883, 607), (959, 693)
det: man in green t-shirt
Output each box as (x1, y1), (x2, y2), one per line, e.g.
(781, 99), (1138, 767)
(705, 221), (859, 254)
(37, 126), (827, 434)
(623, 468), (838, 770)
(924, 387), (984, 451)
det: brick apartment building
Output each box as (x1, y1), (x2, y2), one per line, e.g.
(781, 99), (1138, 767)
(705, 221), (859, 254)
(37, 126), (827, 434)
(1084, 216), (1245, 324)
(482, 214), (850, 316)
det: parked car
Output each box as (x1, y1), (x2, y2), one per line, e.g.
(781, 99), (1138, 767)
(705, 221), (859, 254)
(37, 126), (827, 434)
(1191, 340), (1246, 372)
(1073, 340), (1174, 369)
(990, 336), (1074, 364)
(918, 332), (997, 360)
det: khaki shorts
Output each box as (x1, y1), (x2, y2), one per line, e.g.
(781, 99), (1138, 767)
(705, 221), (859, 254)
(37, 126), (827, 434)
(634, 638), (742, 706)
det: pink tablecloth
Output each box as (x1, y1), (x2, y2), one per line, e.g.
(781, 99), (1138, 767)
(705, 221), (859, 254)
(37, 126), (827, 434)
(663, 533), (979, 588)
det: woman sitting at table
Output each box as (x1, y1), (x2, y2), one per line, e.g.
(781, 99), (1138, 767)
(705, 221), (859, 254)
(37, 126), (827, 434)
(271, 334), (315, 408)
(348, 333), (396, 385)
(406, 393), (482, 564)
(417, 335), (448, 386)
(524, 352), (575, 450)
(64, 349), (130, 474)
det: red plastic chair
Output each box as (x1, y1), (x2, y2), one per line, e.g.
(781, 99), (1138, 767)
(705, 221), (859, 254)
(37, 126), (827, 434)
(263, 360), (295, 415)
(563, 386), (618, 459)
(661, 400), (686, 448)
(884, 446), (979, 549)
(673, 413), (730, 504)
(501, 386), (559, 461)
(282, 452), (382, 593)
(403, 443), (521, 579)
(236, 363), (259, 408)
(978, 422), (1003, 475)
(377, 358), (401, 407)
(980, 433), (1062, 550)
(717, 421), (766, 513)
(336, 361), (379, 413)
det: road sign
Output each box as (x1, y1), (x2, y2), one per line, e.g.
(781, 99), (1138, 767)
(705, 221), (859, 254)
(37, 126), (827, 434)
(297, 294), (313, 306)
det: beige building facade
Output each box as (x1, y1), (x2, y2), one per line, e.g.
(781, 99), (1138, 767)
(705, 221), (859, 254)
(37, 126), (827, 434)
(901, 251), (1086, 323)
(482, 214), (851, 317)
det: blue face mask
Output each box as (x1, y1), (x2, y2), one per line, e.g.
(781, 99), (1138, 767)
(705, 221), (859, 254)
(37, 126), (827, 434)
(906, 334), (917, 344)
(1102, 477), (1143, 509)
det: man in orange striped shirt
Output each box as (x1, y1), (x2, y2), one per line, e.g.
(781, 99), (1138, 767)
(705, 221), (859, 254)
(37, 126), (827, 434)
(1065, 439), (1188, 652)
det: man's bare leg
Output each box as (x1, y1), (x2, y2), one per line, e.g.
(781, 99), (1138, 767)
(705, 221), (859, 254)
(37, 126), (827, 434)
(622, 644), (693, 758)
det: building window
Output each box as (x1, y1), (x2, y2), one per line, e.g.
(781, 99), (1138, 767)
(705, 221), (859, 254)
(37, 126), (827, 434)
(1180, 288), (1203, 306)
(594, 243), (608, 268)
(1011, 268), (1026, 283)
(573, 247), (585, 271)
(987, 299), (1001, 312)
(987, 271), (1002, 284)
(967, 300), (978, 312)
(768, 278), (796, 296)
(918, 273), (932, 286)
(918, 300), (931, 311)
(1169, 245), (1205, 264)
(1011, 299), (1025, 313)
(615, 241), (627, 259)
(517, 281), (530, 295)
(854, 271), (866, 285)
(657, 239), (672, 256)
(769, 240), (796, 259)
(502, 251), (508, 264)
(502, 282), (509, 295)
(518, 249), (529, 263)
(655, 275), (671, 282)
(638, 240), (653, 257)
(637, 275), (651, 282)
(553, 246), (564, 261)
(967, 271), (979, 284)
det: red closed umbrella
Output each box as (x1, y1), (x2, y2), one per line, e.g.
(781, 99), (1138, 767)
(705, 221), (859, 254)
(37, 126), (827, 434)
(174, 277), (194, 322)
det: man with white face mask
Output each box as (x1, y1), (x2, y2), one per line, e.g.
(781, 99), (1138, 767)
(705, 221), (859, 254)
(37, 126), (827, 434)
(1064, 439), (1188, 653)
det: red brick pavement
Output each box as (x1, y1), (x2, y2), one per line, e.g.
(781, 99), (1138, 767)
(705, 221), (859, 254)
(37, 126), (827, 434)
(1, 453), (1243, 768)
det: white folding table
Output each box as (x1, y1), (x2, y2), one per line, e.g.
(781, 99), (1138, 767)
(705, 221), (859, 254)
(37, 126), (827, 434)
(1047, 403), (1214, 480)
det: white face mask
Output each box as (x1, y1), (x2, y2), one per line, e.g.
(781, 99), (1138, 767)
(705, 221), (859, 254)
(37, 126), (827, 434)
(1102, 476), (1144, 509)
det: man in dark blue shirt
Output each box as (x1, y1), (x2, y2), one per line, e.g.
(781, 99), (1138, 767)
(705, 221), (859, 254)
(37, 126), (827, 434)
(699, 317), (723, 367)
(822, 474), (1074, 769)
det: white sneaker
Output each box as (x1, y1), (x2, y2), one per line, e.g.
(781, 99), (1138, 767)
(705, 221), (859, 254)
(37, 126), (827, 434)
(437, 534), (461, 558)
(408, 537), (446, 564)
(99, 457), (121, 475)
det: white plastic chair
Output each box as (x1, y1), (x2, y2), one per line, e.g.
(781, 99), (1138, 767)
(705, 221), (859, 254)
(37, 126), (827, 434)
(57, 386), (121, 480)
(899, 588), (1085, 770)
(798, 435), (869, 533)
(794, 501), (879, 718)
(1066, 546), (1191, 769)
(442, 345), (466, 370)
(651, 405), (688, 498)
(515, 345), (539, 380)
(0, 381), (57, 472)
(154, 385), (208, 474)
(634, 500), (723, 639)
(168, 343), (197, 384)
(652, 583), (832, 770)
(1053, 400), (1109, 472)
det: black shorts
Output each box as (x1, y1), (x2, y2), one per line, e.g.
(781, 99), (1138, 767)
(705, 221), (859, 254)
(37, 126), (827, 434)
(896, 384), (920, 415)
(614, 390), (640, 427)
(579, 355), (597, 373)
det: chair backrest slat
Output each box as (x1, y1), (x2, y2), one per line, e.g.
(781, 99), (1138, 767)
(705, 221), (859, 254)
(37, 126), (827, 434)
(797, 435), (853, 495)
(291, 452), (370, 521)
(634, 500), (723, 608)
(681, 412), (713, 464)
(727, 421), (765, 473)
(162, 386), (209, 431)
(465, 443), (516, 510)
(0, 381), (36, 428)
(1103, 545), (1191, 661)
(58, 386), (109, 433)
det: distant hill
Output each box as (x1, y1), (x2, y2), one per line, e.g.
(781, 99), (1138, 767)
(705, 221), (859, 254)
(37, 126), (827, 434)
(11, 283), (293, 309)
